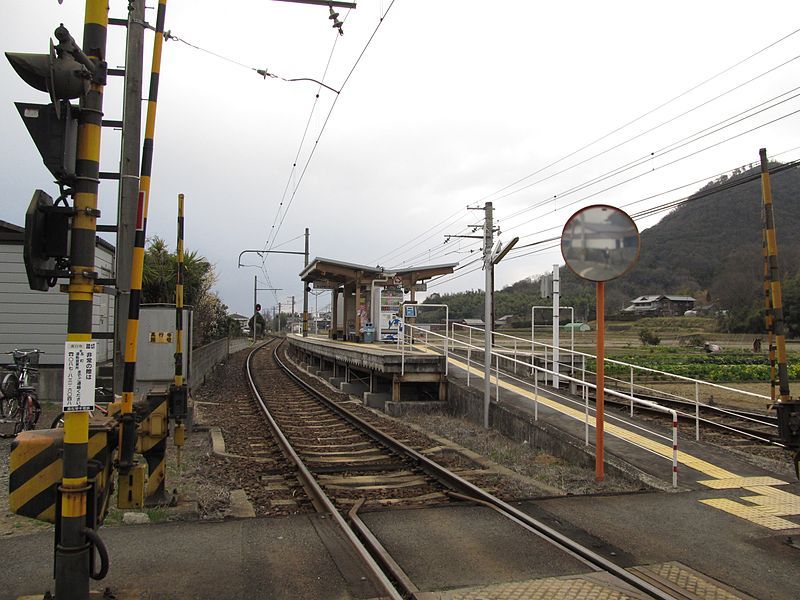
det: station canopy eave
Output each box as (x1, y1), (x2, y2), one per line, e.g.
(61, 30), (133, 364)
(300, 257), (457, 290)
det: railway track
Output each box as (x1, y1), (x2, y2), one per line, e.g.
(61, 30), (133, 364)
(245, 338), (678, 600)
(606, 390), (778, 440)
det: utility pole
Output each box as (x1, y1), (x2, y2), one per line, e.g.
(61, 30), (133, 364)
(59, 3), (109, 598)
(278, 302), (282, 331)
(113, 0), (145, 396)
(446, 205), (497, 428)
(253, 277), (280, 342)
(253, 276), (257, 343)
(483, 202), (494, 429)
(291, 295), (296, 331)
(303, 227), (309, 337)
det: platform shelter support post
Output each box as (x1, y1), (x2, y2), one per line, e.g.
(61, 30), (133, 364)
(331, 289), (339, 339)
(57, 2), (109, 597)
(595, 281), (605, 482)
(355, 272), (362, 341)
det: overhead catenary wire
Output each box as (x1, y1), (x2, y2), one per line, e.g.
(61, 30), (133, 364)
(380, 29), (800, 270)
(426, 154), (800, 289)
(386, 97), (800, 273)
(266, 0), (398, 252)
(474, 26), (800, 206)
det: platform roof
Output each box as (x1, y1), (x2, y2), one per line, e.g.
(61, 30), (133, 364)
(300, 257), (457, 289)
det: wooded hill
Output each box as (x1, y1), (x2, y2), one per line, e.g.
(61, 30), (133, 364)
(424, 162), (800, 333)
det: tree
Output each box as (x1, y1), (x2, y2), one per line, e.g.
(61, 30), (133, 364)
(142, 237), (228, 345)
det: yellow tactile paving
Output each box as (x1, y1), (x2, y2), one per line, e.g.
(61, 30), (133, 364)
(740, 486), (800, 517)
(447, 355), (738, 480)
(698, 498), (798, 530)
(699, 477), (788, 489)
(637, 562), (756, 600)
(445, 354), (800, 531)
(430, 575), (638, 599)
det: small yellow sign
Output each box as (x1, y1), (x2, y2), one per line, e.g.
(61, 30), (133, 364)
(149, 331), (173, 344)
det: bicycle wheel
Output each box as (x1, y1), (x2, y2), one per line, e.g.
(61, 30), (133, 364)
(15, 394), (40, 434)
(51, 412), (65, 429)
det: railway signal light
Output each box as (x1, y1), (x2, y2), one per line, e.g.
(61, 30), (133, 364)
(23, 190), (71, 291)
(255, 303), (262, 312)
(7, 25), (100, 292)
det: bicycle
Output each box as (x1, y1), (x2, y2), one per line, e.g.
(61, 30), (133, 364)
(50, 391), (111, 429)
(0, 349), (42, 437)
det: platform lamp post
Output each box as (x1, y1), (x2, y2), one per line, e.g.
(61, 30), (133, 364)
(561, 205), (640, 482)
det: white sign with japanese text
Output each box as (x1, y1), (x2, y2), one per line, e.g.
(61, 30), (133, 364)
(62, 341), (96, 412)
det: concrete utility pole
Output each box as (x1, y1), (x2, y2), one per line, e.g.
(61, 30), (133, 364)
(483, 202), (494, 429)
(303, 227), (309, 337)
(113, 0), (145, 396)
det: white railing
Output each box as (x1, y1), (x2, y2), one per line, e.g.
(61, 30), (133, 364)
(435, 324), (680, 486)
(449, 322), (774, 441)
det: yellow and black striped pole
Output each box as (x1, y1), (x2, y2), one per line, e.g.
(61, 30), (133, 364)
(57, 2), (108, 598)
(760, 148), (791, 403)
(762, 227), (776, 402)
(119, 0), (168, 472)
(173, 193), (186, 464)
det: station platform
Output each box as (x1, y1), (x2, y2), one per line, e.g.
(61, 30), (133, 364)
(443, 351), (800, 527)
(287, 333), (448, 406)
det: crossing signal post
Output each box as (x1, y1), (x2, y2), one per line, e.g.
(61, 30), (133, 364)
(7, 7), (111, 599)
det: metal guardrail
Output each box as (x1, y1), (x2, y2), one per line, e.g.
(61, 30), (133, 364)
(450, 323), (774, 442)
(408, 323), (681, 487)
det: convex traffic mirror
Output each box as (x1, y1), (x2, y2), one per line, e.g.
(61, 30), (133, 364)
(561, 204), (640, 282)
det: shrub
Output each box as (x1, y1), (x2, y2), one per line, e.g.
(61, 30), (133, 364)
(639, 329), (661, 346)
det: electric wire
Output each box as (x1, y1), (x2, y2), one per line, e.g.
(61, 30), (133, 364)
(475, 26), (800, 205)
(379, 31), (800, 269)
(426, 154), (800, 289)
(387, 97), (800, 273)
(267, 0), (398, 252)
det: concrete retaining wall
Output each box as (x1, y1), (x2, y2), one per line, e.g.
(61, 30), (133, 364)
(447, 379), (662, 489)
(32, 336), (252, 402)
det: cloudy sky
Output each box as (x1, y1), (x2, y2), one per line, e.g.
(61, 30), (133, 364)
(2, 1), (799, 317)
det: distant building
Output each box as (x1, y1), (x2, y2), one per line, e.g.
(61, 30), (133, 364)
(623, 295), (695, 316)
(229, 313), (249, 332)
(451, 318), (485, 329)
(495, 314), (515, 329)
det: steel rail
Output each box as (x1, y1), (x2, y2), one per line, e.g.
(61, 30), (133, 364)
(245, 340), (403, 600)
(273, 341), (677, 600)
(600, 392), (783, 446)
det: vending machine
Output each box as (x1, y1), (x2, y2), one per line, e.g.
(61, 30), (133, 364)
(379, 286), (403, 341)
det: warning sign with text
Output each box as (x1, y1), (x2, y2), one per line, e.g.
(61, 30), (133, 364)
(62, 341), (96, 412)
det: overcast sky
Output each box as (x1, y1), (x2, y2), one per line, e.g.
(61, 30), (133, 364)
(2, 1), (799, 317)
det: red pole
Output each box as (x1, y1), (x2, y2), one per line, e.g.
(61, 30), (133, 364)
(596, 281), (605, 481)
